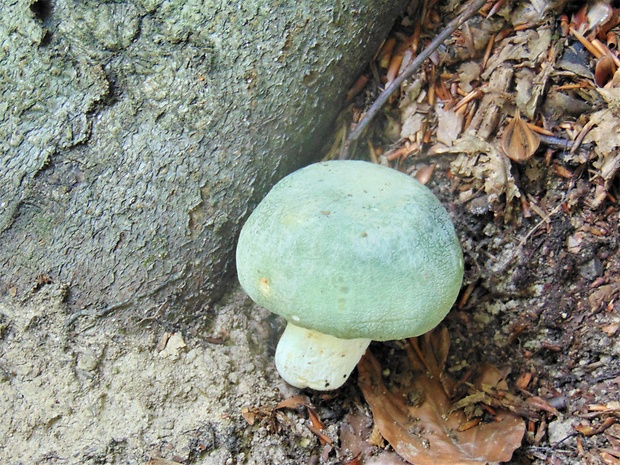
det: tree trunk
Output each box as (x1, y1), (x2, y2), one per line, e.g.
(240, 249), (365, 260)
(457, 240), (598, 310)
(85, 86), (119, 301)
(1, 0), (410, 322)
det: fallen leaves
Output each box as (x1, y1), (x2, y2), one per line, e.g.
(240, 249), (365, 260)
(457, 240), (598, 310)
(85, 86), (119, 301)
(436, 105), (465, 147)
(358, 329), (525, 465)
(303, 3), (620, 462)
(501, 110), (541, 162)
(339, 411), (409, 465)
(595, 55), (618, 87)
(447, 135), (520, 204)
(574, 400), (620, 461)
(242, 394), (333, 446)
(482, 27), (553, 80)
(341, 0), (620, 217)
(598, 422), (620, 464)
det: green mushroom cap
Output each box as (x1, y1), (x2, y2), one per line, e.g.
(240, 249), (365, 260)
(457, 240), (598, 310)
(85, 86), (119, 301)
(236, 160), (463, 341)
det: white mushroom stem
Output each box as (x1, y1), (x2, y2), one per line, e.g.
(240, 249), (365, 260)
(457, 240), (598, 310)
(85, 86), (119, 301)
(274, 323), (371, 390)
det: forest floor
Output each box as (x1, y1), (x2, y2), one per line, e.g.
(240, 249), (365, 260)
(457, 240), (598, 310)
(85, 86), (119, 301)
(2, 0), (620, 464)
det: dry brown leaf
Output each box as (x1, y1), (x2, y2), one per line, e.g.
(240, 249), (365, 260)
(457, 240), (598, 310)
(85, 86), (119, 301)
(609, 67), (620, 87)
(585, 2), (617, 34)
(501, 110), (540, 162)
(515, 40), (560, 119)
(307, 407), (325, 430)
(241, 407), (257, 426)
(584, 100), (620, 205)
(515, 68), (537, 119)
(275, 395), (312, 411)
(457, 61), (482, 93)
(414, 164), (436, 185)
(340, 412), (407, 464)
(595, 55), (618, 87)
(436, 104), (464, 147)
(600, 451), (620, 465)
(510, 0), (553, 25)
(483, 28), (552, 79)
(358, 332), (525, 465)
(275, 395), (333, 445)
(445, 135), (520, 204)
(466, 66), (513, 139)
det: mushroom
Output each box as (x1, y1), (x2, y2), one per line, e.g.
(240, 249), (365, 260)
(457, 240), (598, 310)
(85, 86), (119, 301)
(236, 160), (463, 390)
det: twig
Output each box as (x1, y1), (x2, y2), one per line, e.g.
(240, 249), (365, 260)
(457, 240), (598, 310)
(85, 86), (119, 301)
(538, 134), (573, 150)
(343, 0), (489, 157)
(518, 202), (564, 248)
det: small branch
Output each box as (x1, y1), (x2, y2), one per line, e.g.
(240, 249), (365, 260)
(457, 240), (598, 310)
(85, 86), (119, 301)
(343, 0), (489, 156)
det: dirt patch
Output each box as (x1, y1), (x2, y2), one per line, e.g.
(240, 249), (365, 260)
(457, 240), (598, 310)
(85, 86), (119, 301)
(443, 165), (620, 464)
(0, 284), (315, 464)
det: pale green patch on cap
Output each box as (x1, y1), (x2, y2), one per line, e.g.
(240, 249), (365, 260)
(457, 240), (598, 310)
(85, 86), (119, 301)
(236, 160), (463, 341)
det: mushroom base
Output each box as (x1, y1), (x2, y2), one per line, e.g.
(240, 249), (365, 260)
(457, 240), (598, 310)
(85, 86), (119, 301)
(274, 323), (371, 390)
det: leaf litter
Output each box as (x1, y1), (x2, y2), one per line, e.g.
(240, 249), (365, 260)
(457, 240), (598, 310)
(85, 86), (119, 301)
(261, 1), (620, 463)
(331, 0), (620, 462)
(358, 329), (525, 464)
(334, 0), (620, 217)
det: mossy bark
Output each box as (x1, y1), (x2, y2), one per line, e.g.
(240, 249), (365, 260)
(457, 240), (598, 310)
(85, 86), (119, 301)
(1, 0), (410, 321)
